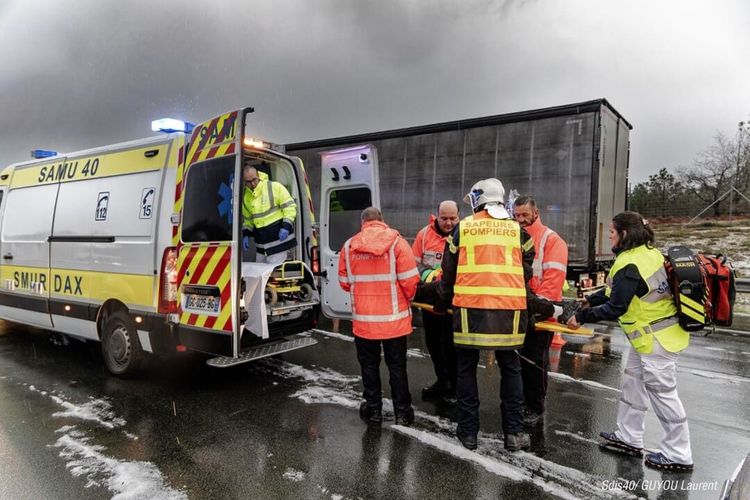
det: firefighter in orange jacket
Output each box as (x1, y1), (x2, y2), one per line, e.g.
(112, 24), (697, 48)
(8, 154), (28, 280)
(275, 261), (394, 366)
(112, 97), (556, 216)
(513, 195), (569, 426)
(432, 179), (555, 452)
(339, 207), (420, 426)
(412, 200), (459, 405)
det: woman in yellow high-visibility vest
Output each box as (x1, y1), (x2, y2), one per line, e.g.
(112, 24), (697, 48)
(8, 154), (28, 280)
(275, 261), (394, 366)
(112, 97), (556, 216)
(567, 212), (693, 472)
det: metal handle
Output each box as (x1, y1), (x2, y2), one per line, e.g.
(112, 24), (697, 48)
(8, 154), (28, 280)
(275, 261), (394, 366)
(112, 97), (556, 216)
(3, 253), (12, 260)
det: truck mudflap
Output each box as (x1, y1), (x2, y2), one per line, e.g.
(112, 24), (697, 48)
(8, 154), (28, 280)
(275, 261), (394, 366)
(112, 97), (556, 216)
(205, 333), (318, 367)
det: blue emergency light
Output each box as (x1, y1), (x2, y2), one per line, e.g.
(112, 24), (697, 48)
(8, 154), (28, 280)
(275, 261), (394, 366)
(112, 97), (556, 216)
(31, 149), (58, 159)
(151, 118), (195, 134)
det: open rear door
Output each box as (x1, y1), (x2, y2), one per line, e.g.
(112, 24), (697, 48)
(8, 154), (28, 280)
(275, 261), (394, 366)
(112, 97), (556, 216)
(318, 145), (380, 319)
(176, 109), (248, 357)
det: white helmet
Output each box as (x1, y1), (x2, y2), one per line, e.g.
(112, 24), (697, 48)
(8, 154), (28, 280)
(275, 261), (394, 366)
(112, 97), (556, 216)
(464, 178), (505, 210)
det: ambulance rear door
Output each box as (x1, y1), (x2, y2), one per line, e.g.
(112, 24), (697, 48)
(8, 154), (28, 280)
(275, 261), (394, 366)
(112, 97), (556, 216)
(318, 145), (380, 319)
(0, 159), (62, 328)
(177, 109), (247, 357)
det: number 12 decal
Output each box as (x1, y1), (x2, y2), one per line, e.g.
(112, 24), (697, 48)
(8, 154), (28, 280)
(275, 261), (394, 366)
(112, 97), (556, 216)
(96, 192), (109, 221)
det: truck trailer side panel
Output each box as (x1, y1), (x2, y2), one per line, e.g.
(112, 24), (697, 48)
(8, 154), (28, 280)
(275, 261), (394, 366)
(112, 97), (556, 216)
(287, 99), (631, 271)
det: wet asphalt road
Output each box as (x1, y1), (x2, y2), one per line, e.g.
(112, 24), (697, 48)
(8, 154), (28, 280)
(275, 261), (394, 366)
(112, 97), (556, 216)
(0, 317), (748, 500)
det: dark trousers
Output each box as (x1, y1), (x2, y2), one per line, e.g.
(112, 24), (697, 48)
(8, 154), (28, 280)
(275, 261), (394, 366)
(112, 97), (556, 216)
(520, 324), (554, 414)
(354, 335), (412, 413)
(455, 347), (524, 436)
(422, 310), (457, 389)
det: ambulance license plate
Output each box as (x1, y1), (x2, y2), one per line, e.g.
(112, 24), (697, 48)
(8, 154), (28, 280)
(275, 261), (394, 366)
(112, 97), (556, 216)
(183, 286), (221, 315)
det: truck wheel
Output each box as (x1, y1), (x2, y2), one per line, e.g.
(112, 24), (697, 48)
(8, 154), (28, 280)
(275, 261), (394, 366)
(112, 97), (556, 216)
(299, 283), (313, 302)
(101, 311), (144, 376)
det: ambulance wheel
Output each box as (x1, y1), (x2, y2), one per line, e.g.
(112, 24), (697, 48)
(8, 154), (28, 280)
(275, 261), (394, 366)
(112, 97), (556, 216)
(102, 311), (144, 376)
(265, 287), (278, 306)
(299, 283), (313, 302)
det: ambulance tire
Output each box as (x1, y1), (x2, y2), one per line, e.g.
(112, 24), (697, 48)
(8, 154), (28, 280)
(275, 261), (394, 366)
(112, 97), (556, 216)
(102, 311), (144, 376)
(299, 283), (313, 302)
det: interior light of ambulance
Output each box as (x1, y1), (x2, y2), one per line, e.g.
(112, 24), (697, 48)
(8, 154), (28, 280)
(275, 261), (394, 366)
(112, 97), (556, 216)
(151, 118), (195, 134)
(158, 247), (178, 314)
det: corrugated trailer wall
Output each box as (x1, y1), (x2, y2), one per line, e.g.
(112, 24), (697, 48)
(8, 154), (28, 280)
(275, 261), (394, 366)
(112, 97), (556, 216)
(287, 99), (631, 271)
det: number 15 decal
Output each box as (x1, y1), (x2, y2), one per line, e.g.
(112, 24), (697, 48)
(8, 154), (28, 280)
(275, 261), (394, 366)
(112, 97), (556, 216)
(140, 187), (155, 219)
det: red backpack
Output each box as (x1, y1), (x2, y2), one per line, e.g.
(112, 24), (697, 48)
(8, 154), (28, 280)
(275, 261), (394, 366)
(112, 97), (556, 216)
(695, 253), (736, 327)
(665, 246), (736, 330)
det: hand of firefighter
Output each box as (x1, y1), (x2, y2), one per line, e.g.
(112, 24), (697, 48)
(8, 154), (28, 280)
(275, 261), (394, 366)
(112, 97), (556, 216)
(566, 314), (581, 329)
(279, 228), (290, 241)
(243, 235), (251, 250)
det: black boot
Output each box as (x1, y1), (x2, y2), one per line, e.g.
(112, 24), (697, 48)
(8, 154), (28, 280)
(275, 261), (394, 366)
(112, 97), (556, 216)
(394, 406), (415, 426)
(504, 432), (531, 451)
(456, 429), (478, 450)
(359, 402), (382, 425)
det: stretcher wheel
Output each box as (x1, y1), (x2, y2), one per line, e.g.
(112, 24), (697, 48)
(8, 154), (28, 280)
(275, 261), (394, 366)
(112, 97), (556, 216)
(265, 286), (278, 306)
(299, 283), (313, 302)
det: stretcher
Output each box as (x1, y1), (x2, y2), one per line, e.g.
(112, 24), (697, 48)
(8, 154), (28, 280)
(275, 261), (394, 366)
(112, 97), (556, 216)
(411, 302), (594, 337)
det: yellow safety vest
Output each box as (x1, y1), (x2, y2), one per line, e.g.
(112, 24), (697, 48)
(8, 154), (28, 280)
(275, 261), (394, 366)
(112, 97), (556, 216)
(607, 245), (689, 354)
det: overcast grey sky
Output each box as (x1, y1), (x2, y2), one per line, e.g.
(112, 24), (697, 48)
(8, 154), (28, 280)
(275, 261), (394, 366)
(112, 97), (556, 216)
(1, 0), (748, 183)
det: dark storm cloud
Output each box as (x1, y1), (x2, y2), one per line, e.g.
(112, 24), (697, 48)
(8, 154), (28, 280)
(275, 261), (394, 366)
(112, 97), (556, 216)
(1, 0), (748, 182)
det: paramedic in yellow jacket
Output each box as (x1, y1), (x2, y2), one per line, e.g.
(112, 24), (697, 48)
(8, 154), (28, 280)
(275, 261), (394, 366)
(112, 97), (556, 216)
(242, 165), (297, 265)
(567, 212), (693, 472)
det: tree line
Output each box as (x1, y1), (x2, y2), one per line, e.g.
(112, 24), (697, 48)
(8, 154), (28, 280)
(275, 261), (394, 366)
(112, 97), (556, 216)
(629, 121), (750, 218)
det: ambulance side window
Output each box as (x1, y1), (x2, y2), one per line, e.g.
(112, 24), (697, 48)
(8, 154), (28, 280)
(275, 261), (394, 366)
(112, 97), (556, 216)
(329, 187), (371, 251)
(182, 156), (235, 243)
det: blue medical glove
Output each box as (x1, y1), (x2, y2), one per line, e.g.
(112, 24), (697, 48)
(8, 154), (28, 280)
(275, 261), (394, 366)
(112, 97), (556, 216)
(279, 228), (290, 241)
(243, 235), (250, 250)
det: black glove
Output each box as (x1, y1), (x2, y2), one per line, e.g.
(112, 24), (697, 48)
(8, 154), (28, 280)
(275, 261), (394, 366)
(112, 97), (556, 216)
(555, 299), (583, 324)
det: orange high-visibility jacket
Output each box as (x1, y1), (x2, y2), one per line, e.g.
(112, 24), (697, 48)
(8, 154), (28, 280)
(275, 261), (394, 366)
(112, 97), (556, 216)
(339, 220), (420, 339)
(453, 212), (527, 310)
(412, 215), (449, 272)
(524, 217), (568, 302)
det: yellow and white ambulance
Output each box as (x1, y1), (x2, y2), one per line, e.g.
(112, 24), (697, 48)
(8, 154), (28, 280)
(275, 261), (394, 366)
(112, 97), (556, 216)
(0, 108), (379, 375)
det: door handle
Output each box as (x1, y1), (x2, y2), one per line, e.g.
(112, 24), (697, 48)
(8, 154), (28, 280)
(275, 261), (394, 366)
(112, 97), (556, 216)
(3, 253), (12, 260)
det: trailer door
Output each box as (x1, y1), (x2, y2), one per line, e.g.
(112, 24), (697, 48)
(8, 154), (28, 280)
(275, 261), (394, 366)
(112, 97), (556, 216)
(177, 109), (247, 357)
(318, 145), (380, 319)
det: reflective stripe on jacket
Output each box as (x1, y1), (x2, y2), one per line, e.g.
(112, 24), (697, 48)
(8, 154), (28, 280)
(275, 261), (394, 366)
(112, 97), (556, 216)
(338, 220), (420, 339)
(606, 245), (689, 354)
(412, 215), (448, 272)
(525, 217), (568, 302)
(453, 212), (527, 310)
(242, 172), (297, 255)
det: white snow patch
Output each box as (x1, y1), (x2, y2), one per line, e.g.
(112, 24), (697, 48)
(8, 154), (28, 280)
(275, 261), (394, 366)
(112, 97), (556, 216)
(392, 426), (628, 500)
(291, 386), (360, 409)
(689, 369), (750, 384)
(28, 385), (126, 429)
(548, 372), (621, 392)
(53, 432), (186, 499)
(393, 425), (527, 481)
(50, 395), (126, 429)
(406, 348), (428, 359)
(263, 359), (360, 385)
(312, 329), (354, 343)
(554, 430), (600, 446)
(282, 468), (306, 482)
